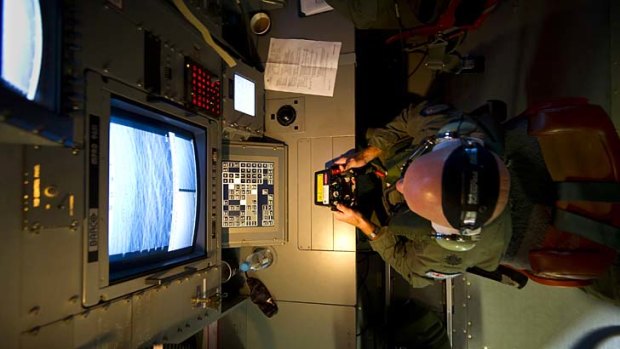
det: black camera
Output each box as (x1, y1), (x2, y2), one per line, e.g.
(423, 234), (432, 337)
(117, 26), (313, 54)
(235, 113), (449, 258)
(314, 166), (357, 209)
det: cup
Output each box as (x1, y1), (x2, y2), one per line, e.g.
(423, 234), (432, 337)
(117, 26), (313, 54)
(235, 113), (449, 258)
(250, 12), (271, 35)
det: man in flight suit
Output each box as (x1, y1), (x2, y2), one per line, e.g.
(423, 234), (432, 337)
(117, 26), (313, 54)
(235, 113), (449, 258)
(333, 101), (512, 287)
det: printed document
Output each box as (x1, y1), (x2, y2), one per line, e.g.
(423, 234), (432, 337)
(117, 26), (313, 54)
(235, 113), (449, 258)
(264, 38), (342, 97)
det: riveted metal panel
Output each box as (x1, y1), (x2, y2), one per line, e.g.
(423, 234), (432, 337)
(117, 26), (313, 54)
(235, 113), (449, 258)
(131, 269), (221, 347)
(73, 299), (132, 348)
(0, 145), (25, 349)
(21, 319), (73, 349)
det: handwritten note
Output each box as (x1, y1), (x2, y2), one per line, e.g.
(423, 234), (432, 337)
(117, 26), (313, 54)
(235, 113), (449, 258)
(264, 38), (342, 97)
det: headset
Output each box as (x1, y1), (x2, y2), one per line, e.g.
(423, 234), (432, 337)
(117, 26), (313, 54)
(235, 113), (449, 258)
(398, 132), (501, 251)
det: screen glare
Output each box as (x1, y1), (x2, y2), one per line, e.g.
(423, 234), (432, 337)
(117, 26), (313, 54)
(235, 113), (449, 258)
(233, 74), (256, 117)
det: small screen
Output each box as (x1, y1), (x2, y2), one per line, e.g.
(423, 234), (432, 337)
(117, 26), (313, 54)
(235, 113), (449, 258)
(108, 111), (198, 265)
(1, 0), (43, 100)
(233, 73), (255, 117)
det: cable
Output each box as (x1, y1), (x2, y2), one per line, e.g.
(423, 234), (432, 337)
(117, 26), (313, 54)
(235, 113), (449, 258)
(456, 112), (465, 134)
(392, 0), (409, 96)
(172, 0), (236, 68)
(408, 50), (429, 78)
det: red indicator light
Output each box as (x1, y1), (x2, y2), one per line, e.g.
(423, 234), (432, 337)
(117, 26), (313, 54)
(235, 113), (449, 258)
(185, 60), (221, 116)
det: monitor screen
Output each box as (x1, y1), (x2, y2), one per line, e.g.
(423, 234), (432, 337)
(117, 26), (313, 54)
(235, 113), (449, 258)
(233, 73), (255, 117)
(108, 106), (201, 281)
(1, 0), (43, 100)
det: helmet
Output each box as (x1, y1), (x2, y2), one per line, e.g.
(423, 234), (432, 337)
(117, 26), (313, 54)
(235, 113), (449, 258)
(395, 136), (510, 251)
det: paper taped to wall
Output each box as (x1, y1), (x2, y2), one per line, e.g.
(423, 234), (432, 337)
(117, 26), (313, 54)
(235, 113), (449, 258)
(264, 38), (341, 97)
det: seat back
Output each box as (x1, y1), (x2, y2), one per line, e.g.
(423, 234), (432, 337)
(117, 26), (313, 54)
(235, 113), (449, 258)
(518, 98), (619, 286)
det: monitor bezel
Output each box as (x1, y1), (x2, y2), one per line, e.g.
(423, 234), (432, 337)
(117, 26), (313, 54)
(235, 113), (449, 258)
(0, 0), (61, 111)
(83, 74), (219, 307)
(106, 100), (204, 284)
(222, 60), (265, 136)
(0, 0), (69, 145)
(221, 141), (288, 247)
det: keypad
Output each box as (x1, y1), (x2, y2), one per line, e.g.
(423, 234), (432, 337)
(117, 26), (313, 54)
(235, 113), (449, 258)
(222, 161), (275, 227)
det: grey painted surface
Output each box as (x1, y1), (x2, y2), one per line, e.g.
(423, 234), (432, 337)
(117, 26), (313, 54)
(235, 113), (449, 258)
(236, 2), (358, 348)
(443, 0), (610, 118)
(460, 274), (620, 349)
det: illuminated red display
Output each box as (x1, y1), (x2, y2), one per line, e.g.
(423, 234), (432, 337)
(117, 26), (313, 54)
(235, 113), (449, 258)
(185, 59), (221, 117)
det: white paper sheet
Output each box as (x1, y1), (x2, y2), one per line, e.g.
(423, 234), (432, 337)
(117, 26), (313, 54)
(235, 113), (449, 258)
(264, 38), (342, 97)
(300, 0), (334, 16)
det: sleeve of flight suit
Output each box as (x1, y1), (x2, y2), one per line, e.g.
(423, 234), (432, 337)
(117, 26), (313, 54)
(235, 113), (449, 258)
(368, 206), (441, 288)
(366, 102), (456, 154)
(369, 225), (435, 288)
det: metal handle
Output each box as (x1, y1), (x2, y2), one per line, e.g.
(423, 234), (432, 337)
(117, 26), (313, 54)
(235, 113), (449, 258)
(191, 293), (221, 309)
(145, 265), (215, 286)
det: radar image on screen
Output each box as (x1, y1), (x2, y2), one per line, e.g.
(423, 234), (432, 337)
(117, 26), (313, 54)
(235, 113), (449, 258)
(222, 161), (274, 227)
(108, 114), (198, 259)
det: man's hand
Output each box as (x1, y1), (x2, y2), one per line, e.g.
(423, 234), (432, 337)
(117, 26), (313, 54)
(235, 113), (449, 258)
(333, 203), (365, 227)
(334, 146), (383, 171)
(333, 203), (377, 237)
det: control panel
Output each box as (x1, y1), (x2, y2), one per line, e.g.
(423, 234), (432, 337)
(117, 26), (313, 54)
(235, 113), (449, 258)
(221, 141), (287, 247)
(222, 160), (275, 227)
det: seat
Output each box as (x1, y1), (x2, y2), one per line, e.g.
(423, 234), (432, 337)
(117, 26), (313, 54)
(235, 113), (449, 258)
(385, 0), (498, 45)
(502, 98), (620, 287)
(382, 0), (498, 74)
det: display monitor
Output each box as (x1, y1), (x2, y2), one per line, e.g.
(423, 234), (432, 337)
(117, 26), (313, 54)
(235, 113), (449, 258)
(83, 72), (219, 307)
(0, 0), (66, 145)
(233, 73), (255, 117)
(107, 106), (202, 282)
(223, 61), (264, 137)
(1, 0), (43, 100)
(0, 0), (59, 110)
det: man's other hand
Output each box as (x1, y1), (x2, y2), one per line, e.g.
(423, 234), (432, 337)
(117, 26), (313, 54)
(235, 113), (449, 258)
(334, 146), (383, 171)
(333, 204), (378, 237)
(333, 203), (365, 227)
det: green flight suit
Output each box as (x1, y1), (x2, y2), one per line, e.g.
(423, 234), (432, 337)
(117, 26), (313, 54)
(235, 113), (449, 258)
(366, 102), (512, 288)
